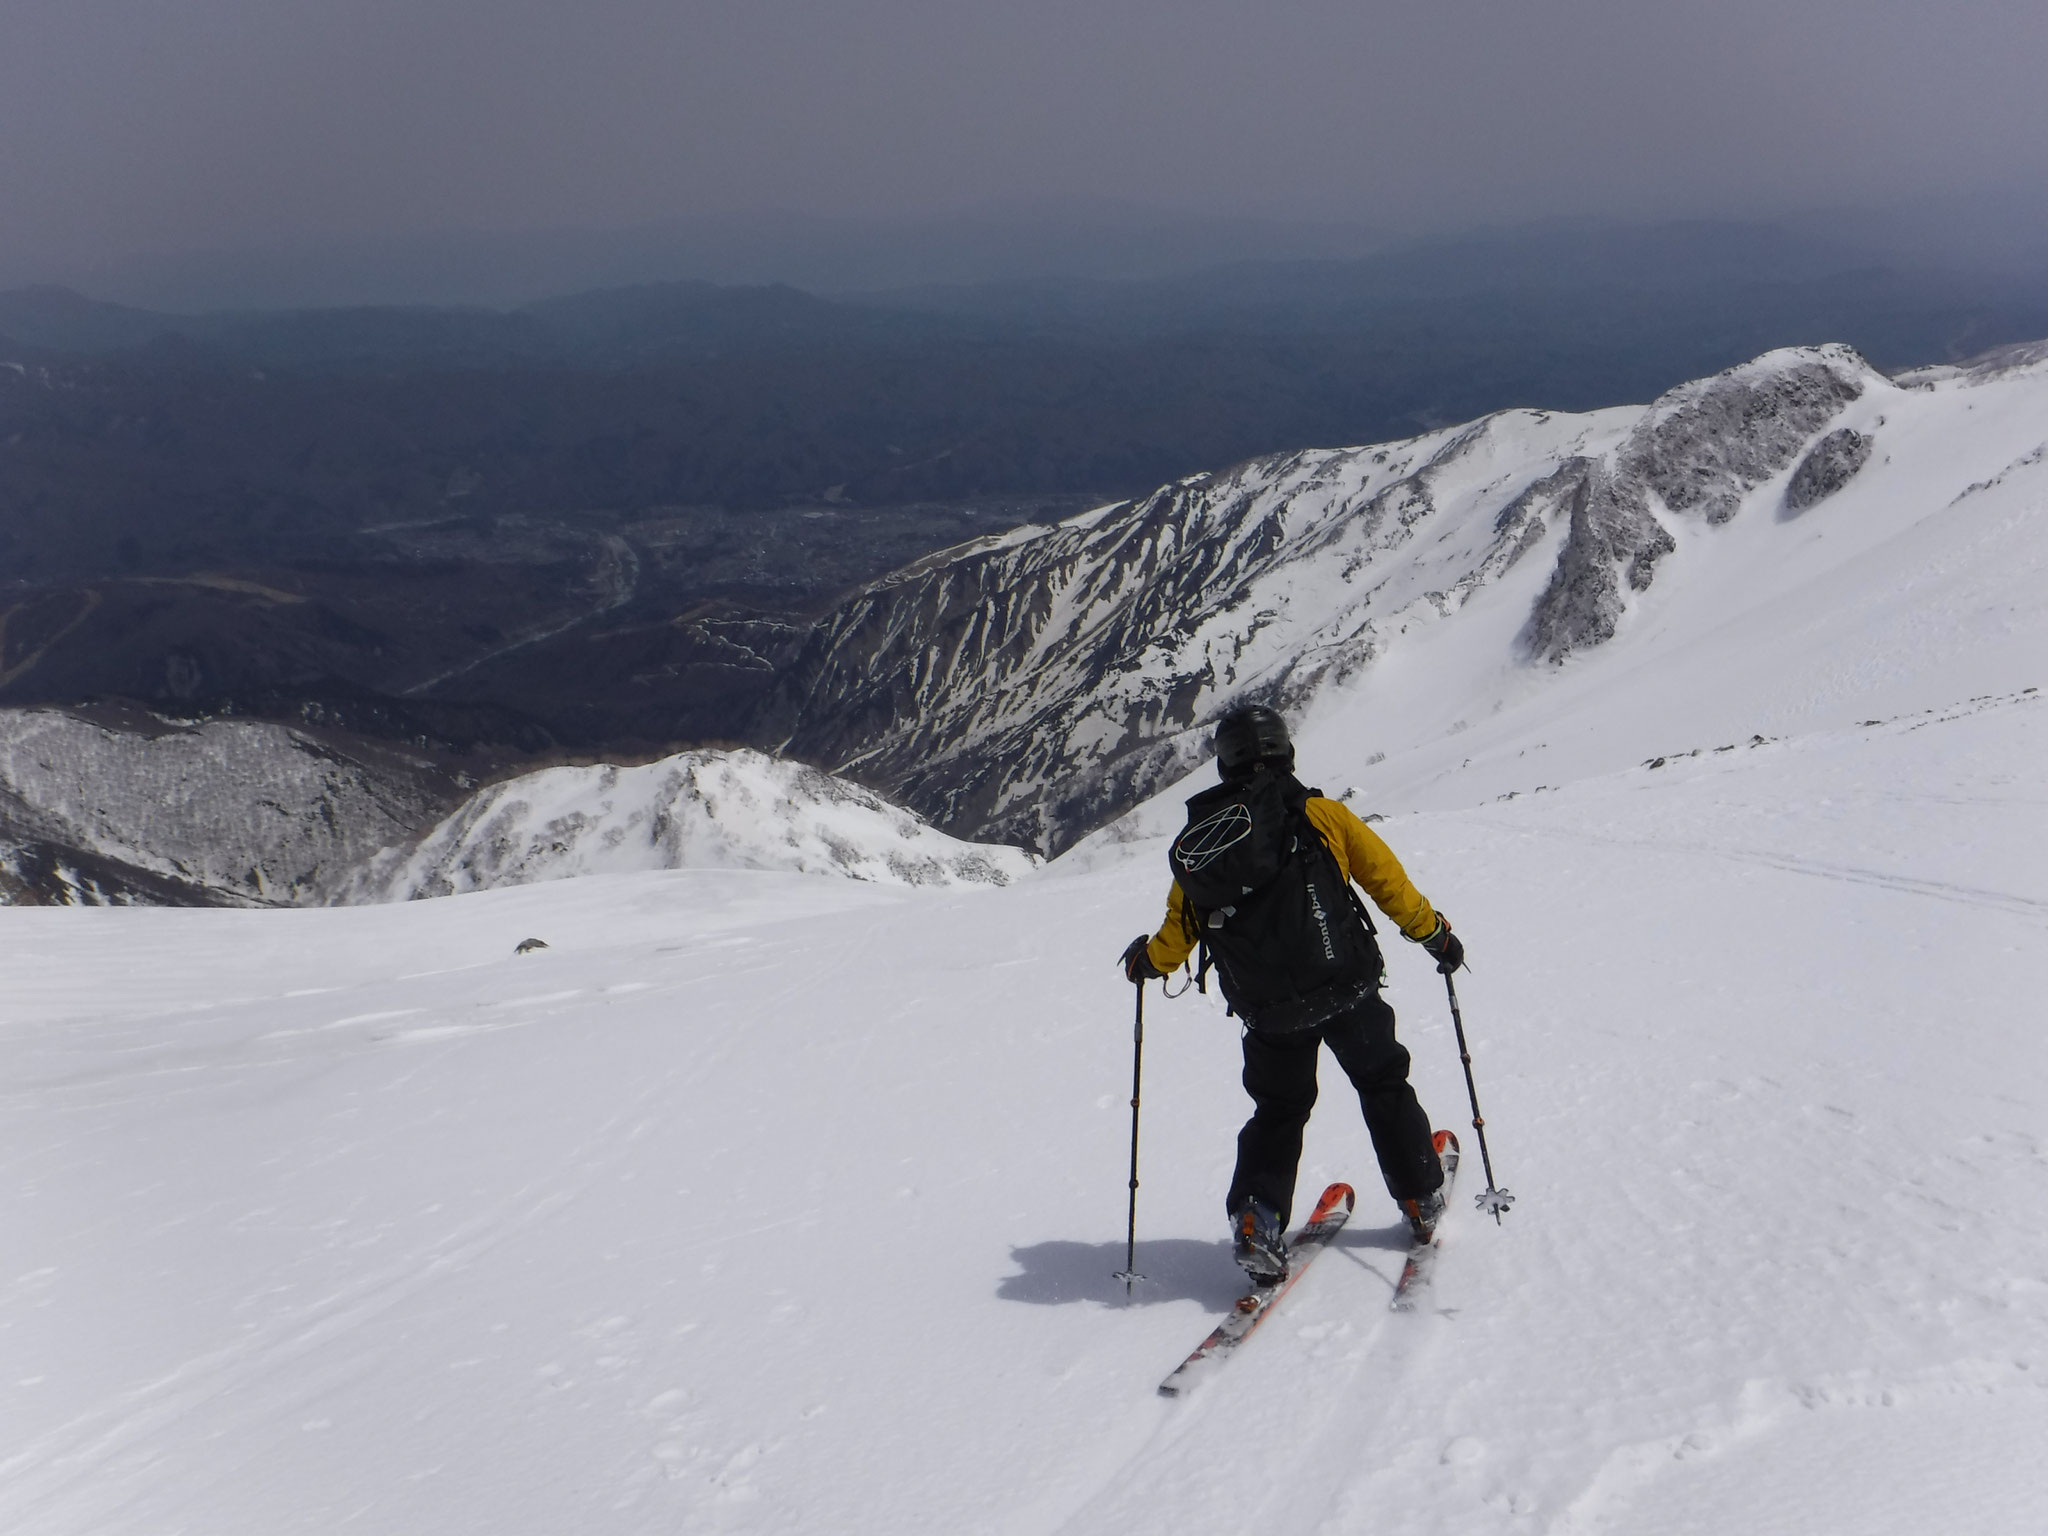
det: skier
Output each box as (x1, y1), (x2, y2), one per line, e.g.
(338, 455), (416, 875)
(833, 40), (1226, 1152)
(1120, 705), (1465, 1285)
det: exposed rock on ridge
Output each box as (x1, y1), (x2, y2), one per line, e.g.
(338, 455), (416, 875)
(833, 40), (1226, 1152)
(1515, 460), (1673, 662)
(1783, 428), (1875, 515)
(1523, 345), (1872, 660)
(1617, 346), (1866, 524)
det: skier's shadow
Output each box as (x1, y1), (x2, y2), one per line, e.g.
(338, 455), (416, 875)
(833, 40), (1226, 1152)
(996, 1239), (1240, 1308)
(997, 1223), (1411, 1309)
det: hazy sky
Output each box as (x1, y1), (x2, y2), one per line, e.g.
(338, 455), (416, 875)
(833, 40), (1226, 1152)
(5, 0), (2046, 276)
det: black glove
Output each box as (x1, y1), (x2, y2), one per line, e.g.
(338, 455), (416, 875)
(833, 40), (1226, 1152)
(1120, 934), (1166, 983)
(1418, 915), (1465, 974)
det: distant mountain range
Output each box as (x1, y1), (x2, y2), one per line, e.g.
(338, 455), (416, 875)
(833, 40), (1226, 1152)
(2, 217), (2046, 816)
(5, 330), (2043, 903)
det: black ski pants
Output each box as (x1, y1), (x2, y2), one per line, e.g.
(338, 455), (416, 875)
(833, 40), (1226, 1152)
(1225, 989), (1442, 1227)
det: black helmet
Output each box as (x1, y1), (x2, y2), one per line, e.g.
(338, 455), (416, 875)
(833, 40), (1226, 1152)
(1214, 705), (1293, 780)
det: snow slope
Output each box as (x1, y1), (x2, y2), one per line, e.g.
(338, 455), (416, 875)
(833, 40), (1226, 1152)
(356, 747), (1037, 900)
(2, 683), (2043, 1535)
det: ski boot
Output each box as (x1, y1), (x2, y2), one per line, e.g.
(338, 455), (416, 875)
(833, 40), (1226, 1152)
(1401, 1129), (1461, 1242)
(1230, 1198), (1289, 1286)
(1399, 1186), (1447, 1244)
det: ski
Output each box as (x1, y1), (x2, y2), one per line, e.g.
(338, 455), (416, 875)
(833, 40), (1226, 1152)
(1389, 1130), (1460, 1312)
(1157, 1181), (1355, 1398)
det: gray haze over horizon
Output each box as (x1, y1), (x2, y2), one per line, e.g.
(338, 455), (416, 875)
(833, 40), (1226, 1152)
(5, 0), (2048, 307)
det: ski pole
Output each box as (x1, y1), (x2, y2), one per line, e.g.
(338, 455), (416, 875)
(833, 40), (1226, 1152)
(1444, 972), (1515, 1224)
(1113, 978), (1147, 1295)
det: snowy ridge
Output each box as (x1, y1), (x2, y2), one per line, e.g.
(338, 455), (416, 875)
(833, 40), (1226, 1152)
(762, 342), (2048, 856)
(360, 747), (1037, 900)
(1281, 338), (2048, 825)
(763, 402), (1641, 853)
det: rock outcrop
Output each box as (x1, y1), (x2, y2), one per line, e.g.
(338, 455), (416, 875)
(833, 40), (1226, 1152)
(1523, 346), (1874, 660)
(1783, 428), (1875, 515)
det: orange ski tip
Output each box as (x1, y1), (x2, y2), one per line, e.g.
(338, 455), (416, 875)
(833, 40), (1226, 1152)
(1433, 1129), (1460, 1156)
(1308, 1182), (1356, 1221)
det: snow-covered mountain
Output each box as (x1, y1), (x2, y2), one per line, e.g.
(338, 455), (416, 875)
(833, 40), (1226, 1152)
(359, 747), (1036, 900)
(762, 341), (2046, 854)
(0, 707), (453, 905)
(8, 340), (2039, 906)
(0, 717), (1030, 908)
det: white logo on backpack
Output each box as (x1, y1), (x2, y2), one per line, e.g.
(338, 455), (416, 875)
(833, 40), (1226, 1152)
(1172, 803), (1253, 873)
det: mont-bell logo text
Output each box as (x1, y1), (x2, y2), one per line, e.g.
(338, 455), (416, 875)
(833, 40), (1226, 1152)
(1306, 879), (1335, 961)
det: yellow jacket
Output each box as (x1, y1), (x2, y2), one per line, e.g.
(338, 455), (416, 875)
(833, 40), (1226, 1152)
(1144, 796), (1437, 973)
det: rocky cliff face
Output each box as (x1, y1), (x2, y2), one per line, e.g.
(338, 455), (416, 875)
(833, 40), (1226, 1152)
(758, 345), (1883, 854)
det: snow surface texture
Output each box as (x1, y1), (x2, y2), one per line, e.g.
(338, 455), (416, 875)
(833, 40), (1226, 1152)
(359, 747), (1038, 899)
(763, 342), (2046, 857)
(0, 708), (443, 906)
(3, 695), (2043, 1534)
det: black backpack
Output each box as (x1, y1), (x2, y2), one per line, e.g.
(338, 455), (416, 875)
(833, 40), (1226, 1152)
(1168, 769), (1383, 1032)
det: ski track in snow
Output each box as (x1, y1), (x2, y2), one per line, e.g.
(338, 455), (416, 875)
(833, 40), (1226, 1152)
(3, 693), (2046, 1535)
